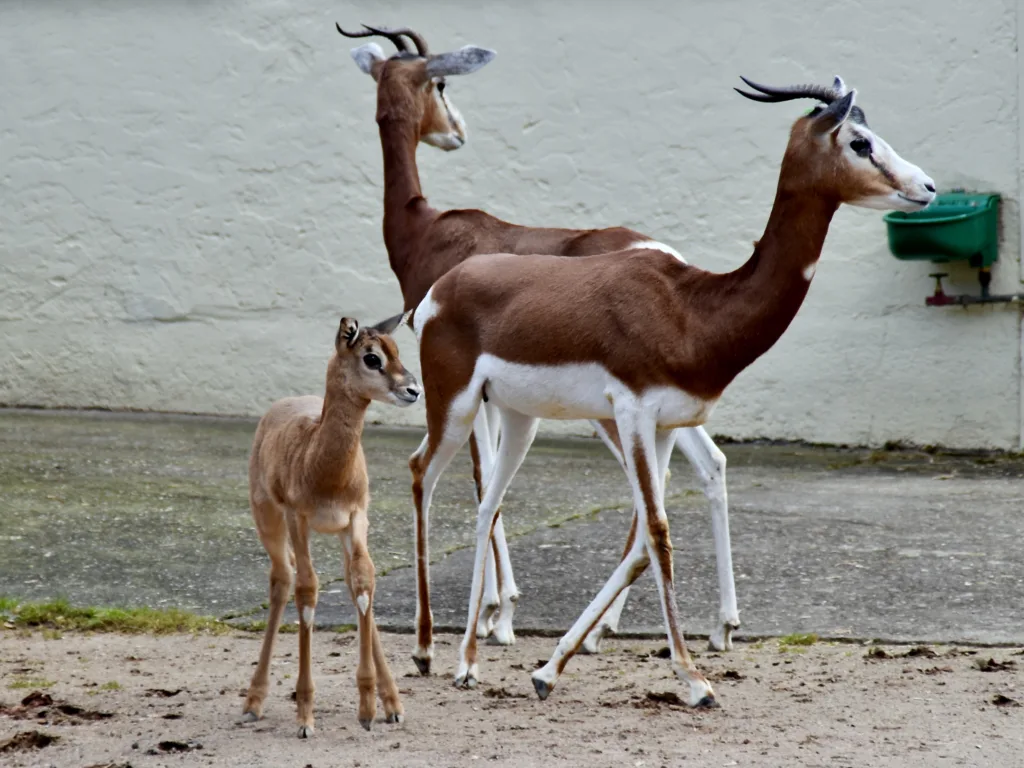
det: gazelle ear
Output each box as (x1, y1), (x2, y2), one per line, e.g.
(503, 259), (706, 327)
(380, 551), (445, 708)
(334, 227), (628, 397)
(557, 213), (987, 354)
(350, 43), (386, 79)
(369, 312), (405, 337)
(832, 75), (848, 97)
(811, 89), (856, 134)
(425, 46), (496, 79)
(337, 317), (361, 351)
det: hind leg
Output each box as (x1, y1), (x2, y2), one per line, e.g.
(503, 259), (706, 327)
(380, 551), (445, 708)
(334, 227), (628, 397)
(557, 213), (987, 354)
(242, 497), (294, 723)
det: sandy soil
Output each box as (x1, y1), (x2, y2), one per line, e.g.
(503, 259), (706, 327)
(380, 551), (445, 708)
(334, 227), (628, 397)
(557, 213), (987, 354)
(1, 629), (1021, 768)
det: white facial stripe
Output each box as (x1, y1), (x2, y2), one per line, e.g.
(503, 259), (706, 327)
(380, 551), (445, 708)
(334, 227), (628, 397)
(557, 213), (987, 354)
(629, 240), (687, 264)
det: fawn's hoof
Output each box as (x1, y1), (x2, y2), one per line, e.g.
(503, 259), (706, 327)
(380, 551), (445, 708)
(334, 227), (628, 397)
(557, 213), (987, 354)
(412, 655), (431, 676)
(359, 718), (373, 731)
(240, 710), (260, 723)
(385, 711), (404, 724)
(297, 725), (315, 739)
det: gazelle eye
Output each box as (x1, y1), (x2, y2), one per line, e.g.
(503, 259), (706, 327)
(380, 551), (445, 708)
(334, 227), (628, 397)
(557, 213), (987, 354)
(850, 137), (872, 157)
(363, 353), (382, 371)
(436, 80), (446, 94)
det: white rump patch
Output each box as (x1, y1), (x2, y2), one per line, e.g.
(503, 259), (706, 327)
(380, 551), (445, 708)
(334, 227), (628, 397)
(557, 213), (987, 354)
(630, 240), (686, 264)
(803, 262), (817, 281)
(356, 593), (370, 615)
(301, 606), (315, 626)
(412, 286), (441, 341)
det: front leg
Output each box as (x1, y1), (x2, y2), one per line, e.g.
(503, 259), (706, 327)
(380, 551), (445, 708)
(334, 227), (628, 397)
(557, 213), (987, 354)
(456, 410), (538, 688)
(674, 427), (740, 650)
(287, 516), (318, 738)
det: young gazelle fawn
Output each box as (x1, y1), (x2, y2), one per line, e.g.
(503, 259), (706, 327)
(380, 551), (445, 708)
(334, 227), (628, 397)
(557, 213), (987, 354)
(410, 76), (935, 704)
(337, 23), (740, 666)
(241, 314), (421, 735)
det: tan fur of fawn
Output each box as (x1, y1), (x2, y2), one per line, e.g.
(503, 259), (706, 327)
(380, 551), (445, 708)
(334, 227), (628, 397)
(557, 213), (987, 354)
(242, 314), (421, 736)
(337, 23), (741, 670)
(409, 76), (935, 705)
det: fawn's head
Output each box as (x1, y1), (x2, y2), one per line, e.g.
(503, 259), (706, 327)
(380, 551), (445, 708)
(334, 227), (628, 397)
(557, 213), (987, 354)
(736, 76), (936, 211)
(331, 314), (420, 407)
(338, 23), (495, 151)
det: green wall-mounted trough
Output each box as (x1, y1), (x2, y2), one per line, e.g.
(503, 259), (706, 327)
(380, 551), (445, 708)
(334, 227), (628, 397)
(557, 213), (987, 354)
(884, 192), (1000, 267)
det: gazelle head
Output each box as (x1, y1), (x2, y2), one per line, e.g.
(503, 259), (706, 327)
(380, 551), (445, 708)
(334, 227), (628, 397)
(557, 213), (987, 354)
(332, 314), (421, 407)
(736, 76), (936, 212)
(338, 23), (496, 151)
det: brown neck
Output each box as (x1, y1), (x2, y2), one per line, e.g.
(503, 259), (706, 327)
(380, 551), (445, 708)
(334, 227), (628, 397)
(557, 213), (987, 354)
(698, 183), (837, 388)
(308, 379), (368, 486)
(378, 111), (436, 294)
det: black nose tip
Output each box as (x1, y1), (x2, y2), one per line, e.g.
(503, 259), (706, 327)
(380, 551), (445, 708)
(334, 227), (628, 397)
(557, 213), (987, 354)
(925, 183), (936, 193)
(406, 387), (420, 398)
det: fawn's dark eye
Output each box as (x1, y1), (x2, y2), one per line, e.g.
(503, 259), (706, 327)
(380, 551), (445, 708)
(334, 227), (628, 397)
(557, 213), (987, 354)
(850, 137), (872, 157)
(436, 80), (446, 94)
(363, 353), (382, 371)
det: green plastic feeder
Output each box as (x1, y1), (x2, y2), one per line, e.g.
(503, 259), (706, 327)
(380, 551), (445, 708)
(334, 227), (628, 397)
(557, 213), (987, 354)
(884, 192), (1001, 267)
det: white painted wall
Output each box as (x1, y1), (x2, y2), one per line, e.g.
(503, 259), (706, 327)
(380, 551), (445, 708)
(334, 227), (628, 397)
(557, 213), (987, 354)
(1, 0), (1020, 449)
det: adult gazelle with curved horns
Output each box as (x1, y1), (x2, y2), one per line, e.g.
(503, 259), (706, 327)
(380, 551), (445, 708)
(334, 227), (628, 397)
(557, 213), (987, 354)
(408, 75), (935, 705)
(337, 21), (742, 672)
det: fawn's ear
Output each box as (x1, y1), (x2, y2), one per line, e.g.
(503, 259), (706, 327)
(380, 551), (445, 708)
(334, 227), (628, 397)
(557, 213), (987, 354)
(336, 317), (361, 351)
(369, 312), (405, 337)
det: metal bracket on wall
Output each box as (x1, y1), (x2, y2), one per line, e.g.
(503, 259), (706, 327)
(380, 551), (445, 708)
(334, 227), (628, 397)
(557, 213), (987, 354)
(926, 270), (1024, 307)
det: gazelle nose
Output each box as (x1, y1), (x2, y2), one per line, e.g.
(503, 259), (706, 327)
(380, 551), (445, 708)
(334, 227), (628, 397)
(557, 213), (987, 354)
(924, 182), (936, 193)
(405, 386), (421, 400)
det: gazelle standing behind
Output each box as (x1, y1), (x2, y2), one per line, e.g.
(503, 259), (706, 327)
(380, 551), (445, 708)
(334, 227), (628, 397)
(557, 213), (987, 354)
(410, 76), (935, 703)
(241, 314), (421, 736)
(337, 22), (739, 665)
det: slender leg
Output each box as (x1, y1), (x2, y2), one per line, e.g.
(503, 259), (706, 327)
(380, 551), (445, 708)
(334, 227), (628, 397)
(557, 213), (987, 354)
(342, 514), (400, 729)
(410, 419), (476, 675)
(488, 512), (520, 645)
(288, 514), (319, 738)
(242, 498), (293, 723)
(470, 409), (501, 640)
(369, 622), (403, 725)
(580, 418), (640, 654)
(455, 409), (539, 688)
(532, 418), (715, 708)
(674, 427), (740, 651)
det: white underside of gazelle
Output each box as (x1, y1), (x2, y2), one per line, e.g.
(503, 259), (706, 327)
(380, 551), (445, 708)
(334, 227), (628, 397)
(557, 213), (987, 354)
(414, 284), (741, 656)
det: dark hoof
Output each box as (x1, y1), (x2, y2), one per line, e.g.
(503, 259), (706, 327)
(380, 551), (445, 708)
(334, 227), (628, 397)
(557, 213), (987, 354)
(532, 676), (553, 701)
(695, 694), (719, 709)
(297, 725), (315, 738)
(359, 718), (373, 731)
(412, 656), (431, 676)
(385, 712), (404, 724)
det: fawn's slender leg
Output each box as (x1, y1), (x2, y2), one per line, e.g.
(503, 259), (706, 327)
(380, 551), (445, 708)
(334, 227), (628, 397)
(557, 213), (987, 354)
(455, 409), (539, 688)
(369, 621), (403, 724)
(242, 497), (293, 723)
(288, 514), (319, 738)
(342, 513), (391, 729)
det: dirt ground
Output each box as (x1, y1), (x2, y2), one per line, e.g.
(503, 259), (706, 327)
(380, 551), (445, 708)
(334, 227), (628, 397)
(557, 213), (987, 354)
(1, 630), (1021, 768)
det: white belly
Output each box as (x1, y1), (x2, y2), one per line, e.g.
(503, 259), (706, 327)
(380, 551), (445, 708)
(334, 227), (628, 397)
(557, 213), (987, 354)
(471, 355), (715, 428)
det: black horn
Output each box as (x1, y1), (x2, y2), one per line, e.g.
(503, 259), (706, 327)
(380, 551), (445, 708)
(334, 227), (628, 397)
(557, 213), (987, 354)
(336, 22), (429, 57)
(734, 76), (839, 105)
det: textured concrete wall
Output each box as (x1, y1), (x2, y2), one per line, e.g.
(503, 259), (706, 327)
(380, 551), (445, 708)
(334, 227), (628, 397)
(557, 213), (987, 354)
(1, 0), (1020, 448)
